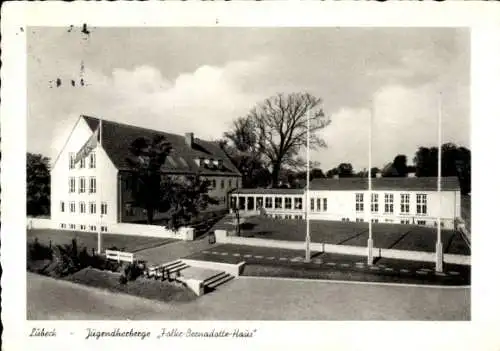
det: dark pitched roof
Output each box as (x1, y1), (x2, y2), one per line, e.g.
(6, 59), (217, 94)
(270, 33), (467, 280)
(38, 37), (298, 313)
(82, 115), (241, 176)
(232, 188), (304, 195)
(309, 177), (461, 192)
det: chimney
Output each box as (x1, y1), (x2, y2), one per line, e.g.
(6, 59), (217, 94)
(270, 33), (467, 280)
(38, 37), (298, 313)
(185, 132), (194, 148)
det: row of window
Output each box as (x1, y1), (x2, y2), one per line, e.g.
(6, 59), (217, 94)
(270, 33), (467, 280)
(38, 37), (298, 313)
(310, 198), (328, 212)
(69, 152), (96, 170)
(69, 176), (97, 194)
(61, 201), (107, 215)
(355, 193), (427, 215)
(60, 223), (108, 232)
(233, 196), (304, 211)
(342, 217), (443, 226)
(266, 214), (304, 220)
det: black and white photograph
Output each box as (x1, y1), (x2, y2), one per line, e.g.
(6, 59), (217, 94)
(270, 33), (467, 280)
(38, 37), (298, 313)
(24, 26), (471, 321)
(3, 3), (500, 351)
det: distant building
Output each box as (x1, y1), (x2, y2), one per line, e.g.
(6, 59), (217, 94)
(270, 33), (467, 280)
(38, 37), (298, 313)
(230, 176), (461, 230)
(50, 115), (241, 231)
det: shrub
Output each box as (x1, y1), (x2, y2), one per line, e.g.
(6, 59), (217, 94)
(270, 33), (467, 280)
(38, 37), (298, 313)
(118, 274), (128, 285)
(45, 239), (92, 278)
(27, 238), (53, 261)
(120, 261), (144, 283)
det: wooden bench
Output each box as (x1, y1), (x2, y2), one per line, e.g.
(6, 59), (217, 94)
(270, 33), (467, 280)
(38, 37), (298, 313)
(105, 250), (135, 263)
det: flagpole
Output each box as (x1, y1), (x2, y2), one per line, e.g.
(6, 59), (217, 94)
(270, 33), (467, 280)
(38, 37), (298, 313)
(305, 109), (311, 263)
(435, 93), (443, 272)
(97, 118), (103, 255)
(367, 102), (374, 265)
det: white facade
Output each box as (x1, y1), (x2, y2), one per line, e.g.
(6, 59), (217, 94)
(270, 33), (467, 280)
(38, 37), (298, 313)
(51, 117), (118, 231)
(231, 188), (461, 229)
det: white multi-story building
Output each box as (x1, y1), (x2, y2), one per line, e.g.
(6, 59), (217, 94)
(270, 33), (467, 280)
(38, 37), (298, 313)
(50, 115), (241, 231)
(230, 177), (461, 230)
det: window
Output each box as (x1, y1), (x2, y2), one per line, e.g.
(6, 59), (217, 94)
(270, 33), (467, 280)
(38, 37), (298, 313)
(228, 179), (232, 188)
(285, 197), (292, 209)
(60, 223), (66, 229)
(401, 219), (410, 225)
(275, 214), (282, 219)
(69, 177), (76, 193)
(89, 177), (96, 193)
(79, 156), (85, 169)
(416, 194), (427, 215)
(69, 224), (76, 230)
(221, 179), (225, 189)
(89, 152), (96, 168)
(356, 218), (364, 223)
(238, 197), (245, 210)
(400, 194), (410, 214)
(355, 193), (364, 212)
(371, 218), (379, 223)
(284, 214), (292, 219)
(79, 201), (86, 214)
(69, 153), (75, 169)
(80, 225), (86, 231)
(371, 193), (379, 213)
(294, 197), (303, 210)
(69, 201), (76, 213)
(275, 197), (282, 209)
(323, 198), (327, 211)
(384, 193), (394, 214)
(101, 226), (108, 232)
(90, 225), (97, 231)
(310, 198), (315, 211)
(294, 215), (303, 220)
(265, 197), (273, 209)
(256, 197), (263, 209)
(230, 196), (237, 209)
(317, 198), (321, 211)
(101, 202), (108, 215)
(247, 197), (254, 210)
(60, 201), (65, 213)
(342, 217), (350, 222)
(89, 202), (96, 214)
(417, 220), (426, 226)
(125, 203), (134, 216)
(79, 177), (86, 193)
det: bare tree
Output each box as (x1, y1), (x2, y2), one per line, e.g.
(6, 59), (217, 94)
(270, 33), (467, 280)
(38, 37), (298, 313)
(244, 92), (331, 187)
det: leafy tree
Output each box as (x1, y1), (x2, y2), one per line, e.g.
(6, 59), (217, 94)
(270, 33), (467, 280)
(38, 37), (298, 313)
(161, 174), (218, 230)
(27, 153), (51, 216)
(126, 135), (172, 224)
(229, 92), (331, 187)
(413, 143), (471, 195)
(310, 168), (325, 180)
(392, 155), (408, 177)
(336, 163), (354, 178)
(326, 167), (339, 178)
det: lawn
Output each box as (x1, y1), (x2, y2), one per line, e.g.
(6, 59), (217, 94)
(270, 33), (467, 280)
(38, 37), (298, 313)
(229, 217), (470, 255)
(65, 267), (197, 303)
(27, 229), (178, 253)
(185, 244), (470, 286)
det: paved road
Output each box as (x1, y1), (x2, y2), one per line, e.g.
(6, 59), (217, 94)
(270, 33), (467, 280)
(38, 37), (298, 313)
(27, 273), (470, 320)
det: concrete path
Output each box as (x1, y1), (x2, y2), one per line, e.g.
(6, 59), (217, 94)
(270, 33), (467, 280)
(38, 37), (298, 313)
(135, 238), (214, 266)
(28, 273), (470, 320)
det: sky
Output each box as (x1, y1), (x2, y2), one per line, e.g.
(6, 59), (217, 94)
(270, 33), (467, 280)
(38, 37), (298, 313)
(27, 27), (469, 171)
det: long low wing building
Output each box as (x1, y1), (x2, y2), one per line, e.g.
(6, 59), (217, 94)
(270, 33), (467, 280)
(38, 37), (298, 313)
(230, 176), (461, 230)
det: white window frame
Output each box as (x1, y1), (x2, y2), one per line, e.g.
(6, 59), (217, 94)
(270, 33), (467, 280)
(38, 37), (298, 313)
(79, 177), (86, 194)
(355, 193), (364, 212)
(60, 201), (65, 213)
(89, 152), (96, 169)
(317, 198), (321, 212)
(416, 194), (427, 215)
(69, 177), (76, 193)
(89, 201), (96, 214)
(284, 197), (292, 209)
(371, 193), (379, 213)
(323, 198), (327, 211)
(384, 193), (394, 214)
(69, 152), (75, 169)
(69, 201), (76, 213)
(89, 177), (96, 194)
(294, 197), (303, 210)
(79, 201), (86, 214)
(101, 202), (108, 215)
(275, 197), (282, 209)
(264, 197), (273, 209)
(400, 193), (410, 214)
